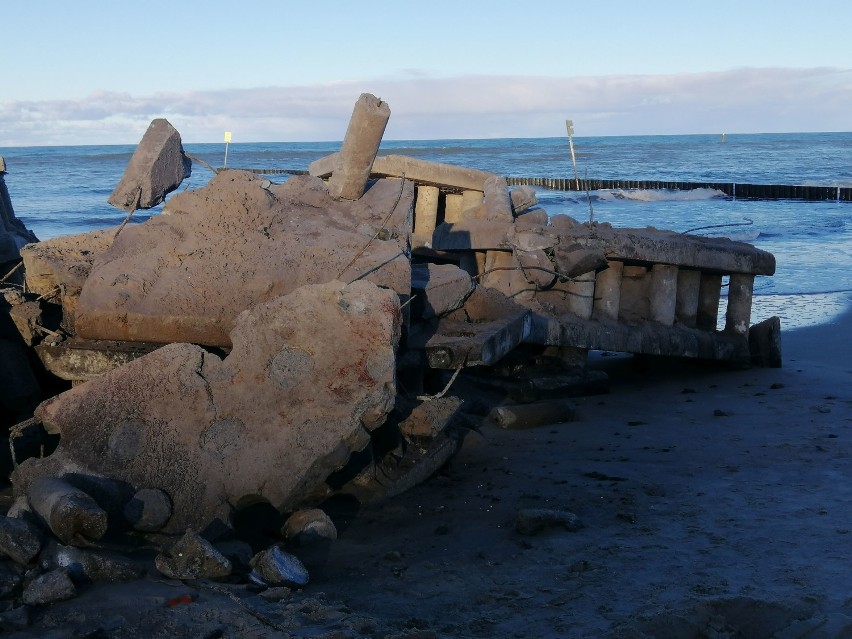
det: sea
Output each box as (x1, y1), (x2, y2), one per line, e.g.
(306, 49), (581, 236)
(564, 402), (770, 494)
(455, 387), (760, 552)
(2, 132), (851, 331)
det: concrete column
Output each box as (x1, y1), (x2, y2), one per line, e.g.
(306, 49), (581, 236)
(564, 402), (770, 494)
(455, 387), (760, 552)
(328, 93), (390, 200)
(675, 269), (702, 327)
(696, 273), (723, 331)
(649, 264), (678, 326)
(444, 193), (464, 223)
(412, 185), (439, 247)
(565, 271), (595, 319)
(725, 273), (755, 335)
(619, 265), (651, 323)
(461, 189), (484, 213)
(483, 175), (514, 222)
(593, 261), (623, 320)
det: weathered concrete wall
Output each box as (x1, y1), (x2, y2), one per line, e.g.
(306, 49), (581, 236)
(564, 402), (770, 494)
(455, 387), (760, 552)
(14, 280), (401, 532)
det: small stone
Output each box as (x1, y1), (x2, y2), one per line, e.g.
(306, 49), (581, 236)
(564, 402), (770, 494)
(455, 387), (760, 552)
(713, 409), (731, 417)
(770, 382), (785, 389)
(249, 546), (309, 588)
(282, 509), (337, 546)
(154, 530), (232, 580)
(258, 586), (293, 602)
(514, 508), (584, 535)
(5, 497), (33, 520)
(123, 488), (172, 532)
(22, 568), (77, 605)
(0, 516), (44, 566)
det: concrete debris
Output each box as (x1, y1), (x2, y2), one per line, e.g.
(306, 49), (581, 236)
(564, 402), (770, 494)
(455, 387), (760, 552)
(22, 567), (77, 605)
(283, 509), (338, 545)
(27, 477), (108, 545)
(107, 118), (191, 210)
(154, 529), (232, 580)
(0, 94), (783, 604)
(249, 545), (310, 588)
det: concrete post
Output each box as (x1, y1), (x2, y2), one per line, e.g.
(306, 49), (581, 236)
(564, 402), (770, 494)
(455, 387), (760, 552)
(649, 264), (678, 326)
(328, 93), (390, 201)
(675, 269), (702, 327)
(444, 193), (464, 223)
(725, 273), (755, 335)
(461, 189), (484, 213)
(483, 175), (514, 222)
(565, 271), (596, 319)
(619, 265), (651, 323)
(697, 273), (723, 331)
(593, 261), (623, 320)
(412, 185), (439, 247)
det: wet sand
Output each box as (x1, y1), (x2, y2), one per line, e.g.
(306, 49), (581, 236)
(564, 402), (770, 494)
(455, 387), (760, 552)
(8, 296), (852, 638)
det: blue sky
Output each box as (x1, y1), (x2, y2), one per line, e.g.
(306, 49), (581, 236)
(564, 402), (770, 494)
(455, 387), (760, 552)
(2, 0), (851, 145)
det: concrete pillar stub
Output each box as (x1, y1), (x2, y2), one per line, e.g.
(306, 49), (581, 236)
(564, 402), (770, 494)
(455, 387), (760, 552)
(444, 193), (464, 223)
(697, 273), (723, 331)
(328, 93), (390, 201)
(675, 269), (702, 327)
(483, 175), (514, 222)
(413, 185), (439, 247)
(593, 261), (623, 320)
(565, 271), (595, 320)
(649, 264), (678, 326)
(725, 273), (755, 335)
(619, 265), (651, 324)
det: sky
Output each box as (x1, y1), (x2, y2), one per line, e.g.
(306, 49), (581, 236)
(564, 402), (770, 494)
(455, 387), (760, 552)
(1, 0), (851, 146)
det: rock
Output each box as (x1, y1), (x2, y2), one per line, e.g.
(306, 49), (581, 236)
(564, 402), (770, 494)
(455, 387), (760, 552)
(7, 301), (42, 346)
(514, 508), (584, 535)
(0, 561), (23, 598)
(154, 530), (232, 580)
(26, 477), (107, 545)
(282, 509), (337, 545)
(107, 118), (191, 210)
(76, 172), (411, 347)
(258, 585), (293, 601)
(249, 546), (309, 588)
(40, 541), (144, 583)
(554, 245), (609, 279)
(510, 186), (538, 214)
(6, 496), (33, 520)
(515, 248), (556, 289)
(749, 315), (783, 368)
(0, 516), (44, 565)
(213, 540), (254, 573)
(123, 488), (172, 532)
(398, 396), (462, 442)
(410, 263), (474, 319)
(488, 399), (577, 430)
(21, 568), (76, 605)
(15, 280), (401, 533)
(0, 161), (39, 263)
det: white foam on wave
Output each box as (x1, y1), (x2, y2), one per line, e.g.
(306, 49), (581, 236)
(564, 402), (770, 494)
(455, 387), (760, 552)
(597, 187), (727, 202)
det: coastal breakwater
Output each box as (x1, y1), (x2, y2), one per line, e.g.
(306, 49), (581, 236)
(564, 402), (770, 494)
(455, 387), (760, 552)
(226, 168), (852, 202)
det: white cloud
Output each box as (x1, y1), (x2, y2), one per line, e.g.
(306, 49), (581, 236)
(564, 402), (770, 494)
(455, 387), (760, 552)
(1, 67), (850, 146)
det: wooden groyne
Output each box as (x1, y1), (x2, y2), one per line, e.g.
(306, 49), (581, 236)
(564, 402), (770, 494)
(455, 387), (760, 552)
(504, 177), (852, 202)
(227, 168), (851, 202)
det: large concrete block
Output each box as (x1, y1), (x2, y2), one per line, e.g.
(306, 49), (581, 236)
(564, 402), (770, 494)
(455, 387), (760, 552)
(75, 172), (411, 347)
(411, 263), (474, 319)
(14, 280), (401, 532)
(108, 119), (191, 210)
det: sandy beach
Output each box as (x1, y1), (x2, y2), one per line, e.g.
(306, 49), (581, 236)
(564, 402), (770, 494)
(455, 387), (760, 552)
(4, 293), (848, 638)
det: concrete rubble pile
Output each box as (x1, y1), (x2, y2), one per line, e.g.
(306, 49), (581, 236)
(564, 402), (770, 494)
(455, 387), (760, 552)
(0, 93), (781, 611)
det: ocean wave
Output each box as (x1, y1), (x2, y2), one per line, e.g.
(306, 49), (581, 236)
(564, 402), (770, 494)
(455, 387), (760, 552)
(598, 187), (728, 202)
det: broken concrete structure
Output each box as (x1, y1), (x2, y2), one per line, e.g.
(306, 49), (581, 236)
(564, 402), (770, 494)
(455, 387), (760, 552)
(14, 279), (401, 532)
(0, 94), (782, 608)
(107, 118), (192, 211)
(1, 157), (39, 267)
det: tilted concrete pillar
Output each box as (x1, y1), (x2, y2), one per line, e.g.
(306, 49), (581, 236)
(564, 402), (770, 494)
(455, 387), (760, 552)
(413, 185), (439, 247)
(444, 193), (464, 223)
(565, 271), (596, 320)
(328, 93), (390, 200)
(482, 175), (514, 222)
(725, 273), (755, 335)
(593, 260), (623, 320)
(696, 273), (723, 331)
(675, 269), (702, 327)
(649, 264), (678, 326)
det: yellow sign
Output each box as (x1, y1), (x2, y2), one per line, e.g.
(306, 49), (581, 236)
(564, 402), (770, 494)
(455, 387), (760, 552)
(224, 131), (232, 143)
